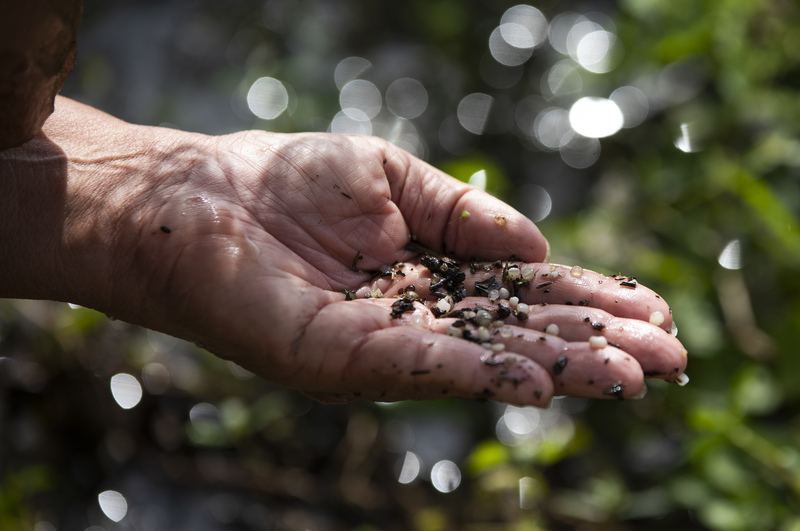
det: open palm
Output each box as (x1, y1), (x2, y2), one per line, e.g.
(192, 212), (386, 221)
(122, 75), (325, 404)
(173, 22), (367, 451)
(109, 129), (685, 407)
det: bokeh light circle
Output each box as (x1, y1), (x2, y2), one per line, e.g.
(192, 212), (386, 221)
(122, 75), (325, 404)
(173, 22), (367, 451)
(246, 77), (289, 120)
(568, 97), (623, 138)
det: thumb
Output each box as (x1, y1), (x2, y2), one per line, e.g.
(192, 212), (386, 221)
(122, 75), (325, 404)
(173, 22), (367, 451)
(379, 142), (549, 263)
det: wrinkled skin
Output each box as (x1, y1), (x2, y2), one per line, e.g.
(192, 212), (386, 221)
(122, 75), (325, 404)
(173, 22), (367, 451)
(0, 97), (687, 407)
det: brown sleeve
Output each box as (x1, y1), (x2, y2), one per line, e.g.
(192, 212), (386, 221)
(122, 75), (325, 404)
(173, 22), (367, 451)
(0, 0), (83, 150)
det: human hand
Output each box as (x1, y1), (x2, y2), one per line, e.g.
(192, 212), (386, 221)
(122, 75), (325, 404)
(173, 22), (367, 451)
(4, 97), (687, 407)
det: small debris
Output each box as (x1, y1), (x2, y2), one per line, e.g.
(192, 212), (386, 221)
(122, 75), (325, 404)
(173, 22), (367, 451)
(390, 297), (415, 319)
(603, 382), (625, 400)
(160, 226), (171, 234)
(553, 355), (568, 375)
(473, 275), (503, 296)
(352, 250), (364, 270)
(343, 289), (358, 300)
(461, 210), (471, 218)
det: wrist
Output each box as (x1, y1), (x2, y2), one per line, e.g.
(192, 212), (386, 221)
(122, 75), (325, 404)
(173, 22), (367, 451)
(0, 97), (212, 314)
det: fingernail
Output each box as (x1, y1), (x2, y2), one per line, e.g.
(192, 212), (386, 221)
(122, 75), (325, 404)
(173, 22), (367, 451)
(631, 382), (648, 400)
(674, 373), (690, 386)
(544, 239), (551, 263)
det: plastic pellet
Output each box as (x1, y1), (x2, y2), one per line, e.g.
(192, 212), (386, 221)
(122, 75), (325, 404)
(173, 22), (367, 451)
(675, 373), (690, 386)
(446, 326), (463, 338)
(476, 310), (493, 327)
(521, 268), (535, 281)
(649, 311), (665, 326)
(488, 289), (500, 302)
(545, 323), (559, 336)
(588, 336), (608, 349)
(498, 287), (510, 299)
(508, 297), (520, 308)
(570, 265), (583, 278)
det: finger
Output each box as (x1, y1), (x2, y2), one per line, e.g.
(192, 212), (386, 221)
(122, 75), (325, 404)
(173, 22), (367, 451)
(426, 317), (646, 400)
(377, 141), (548, 263)
(438, 296), (686, 381)
(461, 262), (674, 328)
(290, 299), (554, 406)
(350, 258), (674, 330)
(510, 304), (688, 380)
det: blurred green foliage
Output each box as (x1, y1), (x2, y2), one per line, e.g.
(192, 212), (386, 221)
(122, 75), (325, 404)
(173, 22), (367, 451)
(2, 0), (800, 530)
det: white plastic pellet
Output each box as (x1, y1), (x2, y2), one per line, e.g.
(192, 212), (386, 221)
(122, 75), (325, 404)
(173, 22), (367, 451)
(476, 310), (493, 327)
(521, 268), (535, 281)
(498, 287), (510, 299)
(516, 303), (530, 315)
(508, 297), (520, 308)
(588, 336), (608, 349)
(446, 326), (463, 338)
(675, 373), (690, 386)
(500, 327), (513, 338)
(411, 314), (426, 328)
(488, 289), (500, 302)
(477, 327), (491, 342)
(570, 265), (583, 278)
(491, 343), (506, 352)
(507, 268), (521, 280)
(545, 323), (560, 336)
(649, 311), (665, 327)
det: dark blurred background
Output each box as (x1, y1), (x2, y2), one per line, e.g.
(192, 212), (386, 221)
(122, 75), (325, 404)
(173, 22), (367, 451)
(3, 0), (800, 529)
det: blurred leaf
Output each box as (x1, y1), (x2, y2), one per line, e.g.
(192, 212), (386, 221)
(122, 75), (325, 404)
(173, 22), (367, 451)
(730, 364), (782, 416)
(465, 440), (510, 476)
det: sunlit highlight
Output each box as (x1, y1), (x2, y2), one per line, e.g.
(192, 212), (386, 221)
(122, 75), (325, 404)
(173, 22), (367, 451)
(330, 109), (372, 136)
(568, 97), (623, 138)
(457, 93), (493, 135)
(489, 25), (534, 66)
(675, 122), (701, 153)
(397, 451), (421, 484)
(246, 77), (289, 120)
(718, 239), (743, 270)
(468, 169), (487, 191)
(574, 30), (617, 73)
(98, 490), (128, 522)
(340, 79), (382, 120)
(110, 373), (142, 410)
(533, 107), (571, 149)
(430, 460), (461, 493)
(334, 56), (371, 90)
(501, 5), (548, 48)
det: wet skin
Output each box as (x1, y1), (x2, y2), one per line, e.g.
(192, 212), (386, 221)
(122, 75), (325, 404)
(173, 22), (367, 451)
(0, 96), (687, 407)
